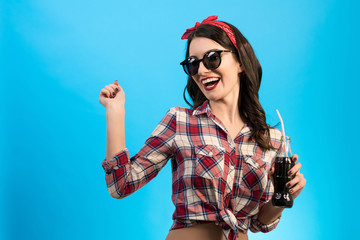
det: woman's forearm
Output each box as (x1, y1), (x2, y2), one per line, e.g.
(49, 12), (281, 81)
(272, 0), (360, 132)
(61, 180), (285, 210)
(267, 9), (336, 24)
(257, 200), (285, 224)
(106, 105), (126, 160)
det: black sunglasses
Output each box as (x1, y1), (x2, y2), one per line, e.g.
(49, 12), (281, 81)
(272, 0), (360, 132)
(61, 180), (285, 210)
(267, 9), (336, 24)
(180, 50), (235, 76)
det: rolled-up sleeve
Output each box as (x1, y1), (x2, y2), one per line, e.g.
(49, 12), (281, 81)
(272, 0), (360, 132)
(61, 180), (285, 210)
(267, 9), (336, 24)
(250, 213), (281, 232)
(102, 107), (177, 199)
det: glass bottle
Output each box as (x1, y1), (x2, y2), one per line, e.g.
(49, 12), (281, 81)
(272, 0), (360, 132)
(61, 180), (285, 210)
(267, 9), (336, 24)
(272, 136), (294, 208)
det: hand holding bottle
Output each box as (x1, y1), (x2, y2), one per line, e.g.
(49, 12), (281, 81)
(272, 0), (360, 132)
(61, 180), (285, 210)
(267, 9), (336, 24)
(270, 153), (306, 204)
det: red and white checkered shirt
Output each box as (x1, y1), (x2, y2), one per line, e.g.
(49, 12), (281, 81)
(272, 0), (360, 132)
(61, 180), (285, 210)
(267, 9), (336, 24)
(102, 100), (284, 240)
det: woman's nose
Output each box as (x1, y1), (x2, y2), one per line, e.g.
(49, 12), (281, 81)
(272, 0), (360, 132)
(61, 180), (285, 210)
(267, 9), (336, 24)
(197, 61), (210, 75)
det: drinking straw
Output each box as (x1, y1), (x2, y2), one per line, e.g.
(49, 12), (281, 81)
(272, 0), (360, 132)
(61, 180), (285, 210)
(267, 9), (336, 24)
(276, 109), (288, 157)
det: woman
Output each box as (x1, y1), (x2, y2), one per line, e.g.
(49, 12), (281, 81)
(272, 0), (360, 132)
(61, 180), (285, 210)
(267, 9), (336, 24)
(99, 16), (306, 240)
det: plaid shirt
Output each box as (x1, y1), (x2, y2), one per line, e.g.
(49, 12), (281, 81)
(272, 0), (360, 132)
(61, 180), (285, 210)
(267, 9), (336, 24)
(102, 100), (284, 240)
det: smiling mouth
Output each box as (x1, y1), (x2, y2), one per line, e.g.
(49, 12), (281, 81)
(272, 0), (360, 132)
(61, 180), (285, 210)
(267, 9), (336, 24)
(202, 78), (220, 91)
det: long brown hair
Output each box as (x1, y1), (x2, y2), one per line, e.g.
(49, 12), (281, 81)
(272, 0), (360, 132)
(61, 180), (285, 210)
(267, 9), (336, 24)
(182, 23), (275, 150)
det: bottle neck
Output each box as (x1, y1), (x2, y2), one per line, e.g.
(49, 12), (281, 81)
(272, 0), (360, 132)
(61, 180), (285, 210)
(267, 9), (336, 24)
(282, 136), (291, 157)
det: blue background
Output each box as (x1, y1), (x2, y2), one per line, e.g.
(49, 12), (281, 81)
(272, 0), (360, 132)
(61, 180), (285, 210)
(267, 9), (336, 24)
(1, 0), (359, 239)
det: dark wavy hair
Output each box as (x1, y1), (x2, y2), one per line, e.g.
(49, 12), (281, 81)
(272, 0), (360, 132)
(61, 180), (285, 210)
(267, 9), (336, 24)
(183, 22), (275, 150)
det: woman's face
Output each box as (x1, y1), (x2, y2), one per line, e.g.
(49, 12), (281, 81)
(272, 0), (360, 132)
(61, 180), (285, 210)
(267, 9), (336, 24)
(188, 37), (243, 104)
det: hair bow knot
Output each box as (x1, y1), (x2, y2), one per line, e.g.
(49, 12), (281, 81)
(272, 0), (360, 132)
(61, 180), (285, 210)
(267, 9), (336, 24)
(181, 15), (218, 40)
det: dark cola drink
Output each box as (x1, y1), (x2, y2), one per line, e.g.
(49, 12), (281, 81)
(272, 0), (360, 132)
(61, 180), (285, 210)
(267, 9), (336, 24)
(272, 156), (294, 208)
(272, 136), (294, 208)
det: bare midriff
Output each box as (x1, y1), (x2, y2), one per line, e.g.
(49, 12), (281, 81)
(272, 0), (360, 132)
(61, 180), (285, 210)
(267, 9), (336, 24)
(165, 222), (248, 240)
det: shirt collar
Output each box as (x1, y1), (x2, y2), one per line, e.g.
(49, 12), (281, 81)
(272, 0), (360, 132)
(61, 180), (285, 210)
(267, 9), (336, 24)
(192, 100), (212, 116)
(192, 100), (253, 137)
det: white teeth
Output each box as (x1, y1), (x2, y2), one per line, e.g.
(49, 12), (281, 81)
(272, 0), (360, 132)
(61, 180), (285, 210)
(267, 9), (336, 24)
(202, 78), (220, 84)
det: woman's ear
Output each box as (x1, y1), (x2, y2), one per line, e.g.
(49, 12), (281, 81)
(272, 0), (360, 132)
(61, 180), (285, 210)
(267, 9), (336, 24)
(238, 63), (243, 74)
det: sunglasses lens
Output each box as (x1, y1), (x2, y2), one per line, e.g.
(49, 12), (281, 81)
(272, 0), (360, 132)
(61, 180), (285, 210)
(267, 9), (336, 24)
(204, 51), (221, 70)
(186, 58), (199, 76)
